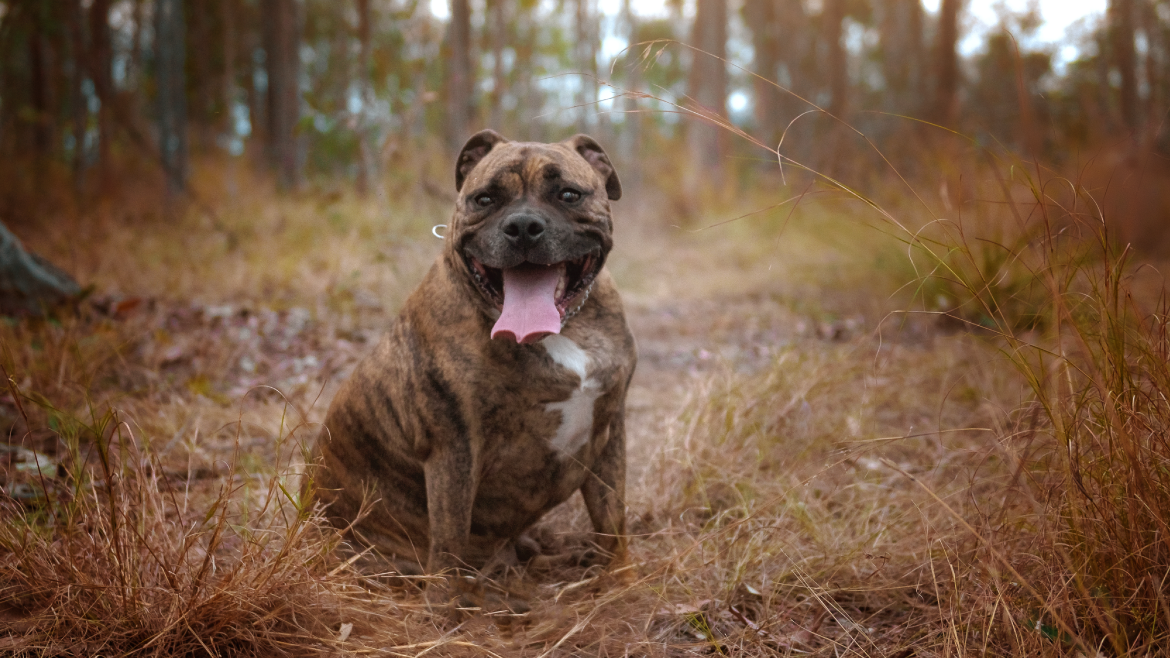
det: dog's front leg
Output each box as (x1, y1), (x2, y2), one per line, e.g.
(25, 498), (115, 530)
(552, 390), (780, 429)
(423, 440), (477, 610)
(581, 409), (628, 569)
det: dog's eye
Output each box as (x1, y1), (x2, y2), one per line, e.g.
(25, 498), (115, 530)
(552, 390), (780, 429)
(474, 194), (494, 208)
(558, 189), (582, 204)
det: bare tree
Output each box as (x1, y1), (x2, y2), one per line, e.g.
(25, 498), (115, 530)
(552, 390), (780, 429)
(446, 0), (473, 151)
(1011, 38), (1041, 158)
(879, 0), (925, 117)
(1141, 0), (1166, 130)
(823, 0), (848, 119)
(67, 0), (88, 193)
(761, 0), (813, 150)
(1110, 0), (1139, 132)
(515, 4), (542, 142)
(932, 0), (963, 127)
(222, 0), (237, 135)
(156, 0), (188, 193)
(220, 0), (240, 196)
(26, 4), (53, 161)
(686, 0), (728, 185)
(575, 0), (598, 133)
(747, 1), (781, 145)
(355, 0), (377, 196)
(189, 0), (214, 145)
(130, 0), (146, 85)
(89, 0), (113, 178)
(619, 0), (641, 190)
(748, 1), (815, 148)
(487, 0), (506, 131)
(262, 0), (301, 190)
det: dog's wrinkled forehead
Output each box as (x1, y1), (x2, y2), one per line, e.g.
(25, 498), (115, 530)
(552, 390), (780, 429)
(463, 144), (597, 197)
(453, 129), (622, 206)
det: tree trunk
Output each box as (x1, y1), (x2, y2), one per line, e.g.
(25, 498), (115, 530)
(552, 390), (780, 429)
(907, 0), (924, 113)
(516, 5), (540, 141)
(619, 0), (641, 190)
(686, 0), (728, 186)
(1141, 0), (1158, 129)
(156, 0), (188, 194)
(89, 0), (113, 178)
(747, 0), (780, 146)
(823, 0), (848, 118)
(28, 7), (52, 160)
(244, 3), (266, 162)
(355, 0), (376, 196)
(446, 0), (473, 151)
(1012, 39), (1040, 158)
(932, 0), (962, 127)
(188, 0), (215, 145)
(488, 0), (506, 131)
(126, 0), (148, 140)
(67, 0), (88, 194)
(0, 222), (80, 317)
(1096, 32), (1113, 135)
(575, 0), (598, 133)
(747, 0), (810, 151)
(1110, 0), (1139, 132)
(879, 0), (925, 117)
(773, 0), (812, 154)
(222, 0), (237, 134)
(221, 0), (239, 196)
(263, 0), (301, 190)
(131, 0), (145, 85)
(1158, 11), (1170, 152)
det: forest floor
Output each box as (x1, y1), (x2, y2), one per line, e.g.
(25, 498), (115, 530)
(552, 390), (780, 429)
(1, 179), (1051, 656)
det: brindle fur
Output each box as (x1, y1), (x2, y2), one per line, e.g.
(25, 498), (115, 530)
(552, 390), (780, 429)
(311, 131), (636, 583)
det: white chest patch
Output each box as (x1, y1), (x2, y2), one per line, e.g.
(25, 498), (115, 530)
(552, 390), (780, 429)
(541, 335), (601, 455)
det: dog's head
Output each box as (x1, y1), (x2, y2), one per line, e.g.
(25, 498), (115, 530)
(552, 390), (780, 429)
(445, 130), (622, 344)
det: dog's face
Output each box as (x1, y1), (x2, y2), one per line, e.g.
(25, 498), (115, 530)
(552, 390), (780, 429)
(446, 130), (622, 344)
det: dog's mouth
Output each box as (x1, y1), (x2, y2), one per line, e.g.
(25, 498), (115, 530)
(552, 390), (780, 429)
(465, 252), (601, 344)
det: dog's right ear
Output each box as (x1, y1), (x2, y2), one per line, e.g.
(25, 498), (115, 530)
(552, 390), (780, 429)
(455, 130), (509, 192)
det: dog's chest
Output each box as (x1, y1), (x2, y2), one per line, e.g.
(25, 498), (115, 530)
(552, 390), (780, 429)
(539, 334), (603, 455)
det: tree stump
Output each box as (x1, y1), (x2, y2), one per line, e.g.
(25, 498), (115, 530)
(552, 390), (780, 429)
(0, 222), (81, 316)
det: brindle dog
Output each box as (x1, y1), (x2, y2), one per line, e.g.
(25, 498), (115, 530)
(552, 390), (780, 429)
(311, 130), (636, 602)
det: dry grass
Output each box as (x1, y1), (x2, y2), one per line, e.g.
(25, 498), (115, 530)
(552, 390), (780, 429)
(950, 175), (1170, 655)
(0, 404), (388, 657)
(2, 133), (1169, 657)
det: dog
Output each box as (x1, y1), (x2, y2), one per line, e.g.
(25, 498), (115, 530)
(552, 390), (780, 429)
(310, 130), (636, 602)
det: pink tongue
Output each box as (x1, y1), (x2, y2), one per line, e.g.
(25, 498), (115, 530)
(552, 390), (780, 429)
(491, 264), (563, 344)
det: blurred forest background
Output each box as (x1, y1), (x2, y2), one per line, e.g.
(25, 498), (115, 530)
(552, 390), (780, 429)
(7, 3), (1170, 655)
(1, 0), (1168, 245)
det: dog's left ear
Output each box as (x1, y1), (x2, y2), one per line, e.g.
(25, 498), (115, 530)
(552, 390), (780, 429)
(456, 129), (509, 192)
(565, 134), (622, 201)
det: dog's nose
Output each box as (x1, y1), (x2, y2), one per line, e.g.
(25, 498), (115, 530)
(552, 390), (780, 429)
(501, 214), (547, 248)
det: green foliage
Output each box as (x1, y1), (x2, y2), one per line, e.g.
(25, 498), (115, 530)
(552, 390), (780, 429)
(911, 221), (1053, 332)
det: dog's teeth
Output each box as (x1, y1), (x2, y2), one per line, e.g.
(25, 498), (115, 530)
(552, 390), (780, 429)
(560, 280), (594, 327)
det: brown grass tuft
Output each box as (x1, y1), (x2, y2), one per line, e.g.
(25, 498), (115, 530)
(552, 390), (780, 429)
(0, 397), (430, 657)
